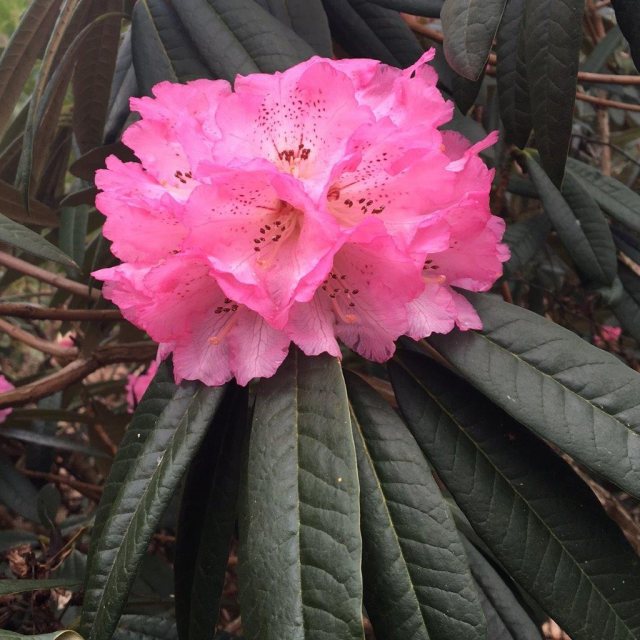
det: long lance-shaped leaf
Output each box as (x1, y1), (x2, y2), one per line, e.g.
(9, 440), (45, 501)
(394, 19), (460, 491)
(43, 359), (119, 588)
(114, 616), (178, 640)
(612, 265), (640, 343)
(322, 0), (424, 67)
(368, 0), (444, 16)
(496, 0), (531, 147)
(441, 0), (508, 80)
(254, 0), (333, 57)
(81, 369), (227, 640)
(0, 0), (63, 140)
(346, 371), (487, 640)
(428, 293), (640, 498)
(172, 0), (314, 82)
(525, 154), (617, 288)
(239, 350), (364, 640)
(72, 0), (123, 153)
(566, 158), (640, 233)
(0, 578), (82, 596)
(390, 352), (640, 640)
(502, 214), (551, 278)
(175, 386), (248, 640)
(524, 0), (583, 185)
(0, 213), (76, 270)
(0, 178), (58, 227)
(131, 0), (210, 95)
(461, 539), (542, 640)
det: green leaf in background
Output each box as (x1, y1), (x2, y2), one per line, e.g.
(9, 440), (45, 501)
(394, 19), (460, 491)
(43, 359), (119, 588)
(581, 25), (624, 74)
(612, 265), (640, 342)
(0, 0), (63, 140)
(390, 352), (640, 640)
(525, 154), (617, 288)
(461, 538), (542, 640)
(0, 451), (39, 522)
(611, 0), (640, 71)
(524, 0), (583, 185)
(239, 350), (364, 640)
(368, 0), (444, 16)
(174, 385), (247, 640)
(131, 0), (207, 93)
(440, 0), (508, 80)
(0, 578), (82, 596)
(496, 0), (531, 147)
(428, 293), (640, 499)
(113, 615), (177, 640)
(255, 0), (333, 57)
(566, 157), (640, 233)
(81, 361), (227, 640)
(171, 0), (314, 81)
(0, 212), (77, 267)
(346, 371), (487, 640)
(322, 0), (424, 67)
(502, 214), (551, 278)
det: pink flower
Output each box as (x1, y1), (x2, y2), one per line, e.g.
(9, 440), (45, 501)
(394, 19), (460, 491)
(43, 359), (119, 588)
(94, 52), (507, 386)
(126, 360), (159, 412)
(594, 324), (622, 348)
(0, 375), (14, 424)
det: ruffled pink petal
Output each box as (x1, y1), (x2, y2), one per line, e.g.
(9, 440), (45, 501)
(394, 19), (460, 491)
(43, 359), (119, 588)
(96, 158), (187, 263)
(126, 360), (159, 412)
(183, 169), (340, 324)
(213, 59), (373, 196)
(405, 284), (456, 339)
(450, 290), (483, 330)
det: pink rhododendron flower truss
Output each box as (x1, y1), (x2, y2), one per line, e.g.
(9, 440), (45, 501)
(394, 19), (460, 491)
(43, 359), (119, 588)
(93, 50), (508, 387)
(0, 375), (14, 424)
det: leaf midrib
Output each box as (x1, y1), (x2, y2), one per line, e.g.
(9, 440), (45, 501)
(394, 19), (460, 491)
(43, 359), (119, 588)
(397, 358), (635, 636)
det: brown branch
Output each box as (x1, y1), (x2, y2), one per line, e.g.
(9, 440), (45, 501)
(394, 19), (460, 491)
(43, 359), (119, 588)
(0, 317), (78, 358)
(0, 303), (121, 321)
(19, 468), (102, 501)
(0, 342), (157, 409)
(575, 91), (640, 112)
(0, 252), (101, 301)
(403, 15), (640, 86)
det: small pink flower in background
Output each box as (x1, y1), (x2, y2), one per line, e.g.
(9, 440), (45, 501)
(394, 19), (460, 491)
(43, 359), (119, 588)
(94, 51), (508, 387)
(0, 375), (14, 424)
(126, 360), (159, 412)
(594, 324), (622, 348)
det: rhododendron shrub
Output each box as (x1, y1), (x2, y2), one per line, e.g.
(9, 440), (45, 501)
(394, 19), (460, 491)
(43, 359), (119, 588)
(93, 52), (507, 386)
(5, 2), (640, 640)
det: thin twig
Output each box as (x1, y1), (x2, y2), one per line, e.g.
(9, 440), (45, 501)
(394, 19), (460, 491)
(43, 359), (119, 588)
(19, 469), (102, 500)
(0, 317), (78, 358)
(0, 252), (101, 301)
(0, 303), (121, 321)
(0, 342), (157, 409)
(575, 91), (640, 112)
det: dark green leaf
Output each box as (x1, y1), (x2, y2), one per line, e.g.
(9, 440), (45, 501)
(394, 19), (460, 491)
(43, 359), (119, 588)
(0, 177), (58, 227)
(368, 0), (443, 16)
(113, 616), (177, 640)
(59, 206), (89, 267)
(239, 350), (364, 640)
(81, 362), (226, 640)
(582, 26), (624, 73)
(611, 265), (640, 342)
(346, 371), (486, 640)
(172, 0), (314, 82)
(0, 0), (63, 139)
(37, 483), (61, 529)
(441, 0), (508, 80)
(462, 539), (542, 640)
(611, 0), (640, 71)
(0, 529), (39, 552)
(0, 578), (81, 596)
(72, 1), (124, 153)
(390, 352), (640, 640)
(502, 214), (551, 278)
(322, 0), (424, 67)
(255, 0), (333, 57)
(69, 142), (136, 182)
(524, 0), (583, 185)
(0, 425), (110, 459)
(0, 452), (39, 521)
(566, 158), (640, 233)
(525, 154), (617, 287)
(0, 212), (77, 270)
(496, 0), (531, 147)
(429, 293), (640, 498)
(175, 386), (247, 640)
(131, 0), (208, 93)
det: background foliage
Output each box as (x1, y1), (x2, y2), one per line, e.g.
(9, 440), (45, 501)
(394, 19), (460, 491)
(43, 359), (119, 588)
(0, 1), (640, 639)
